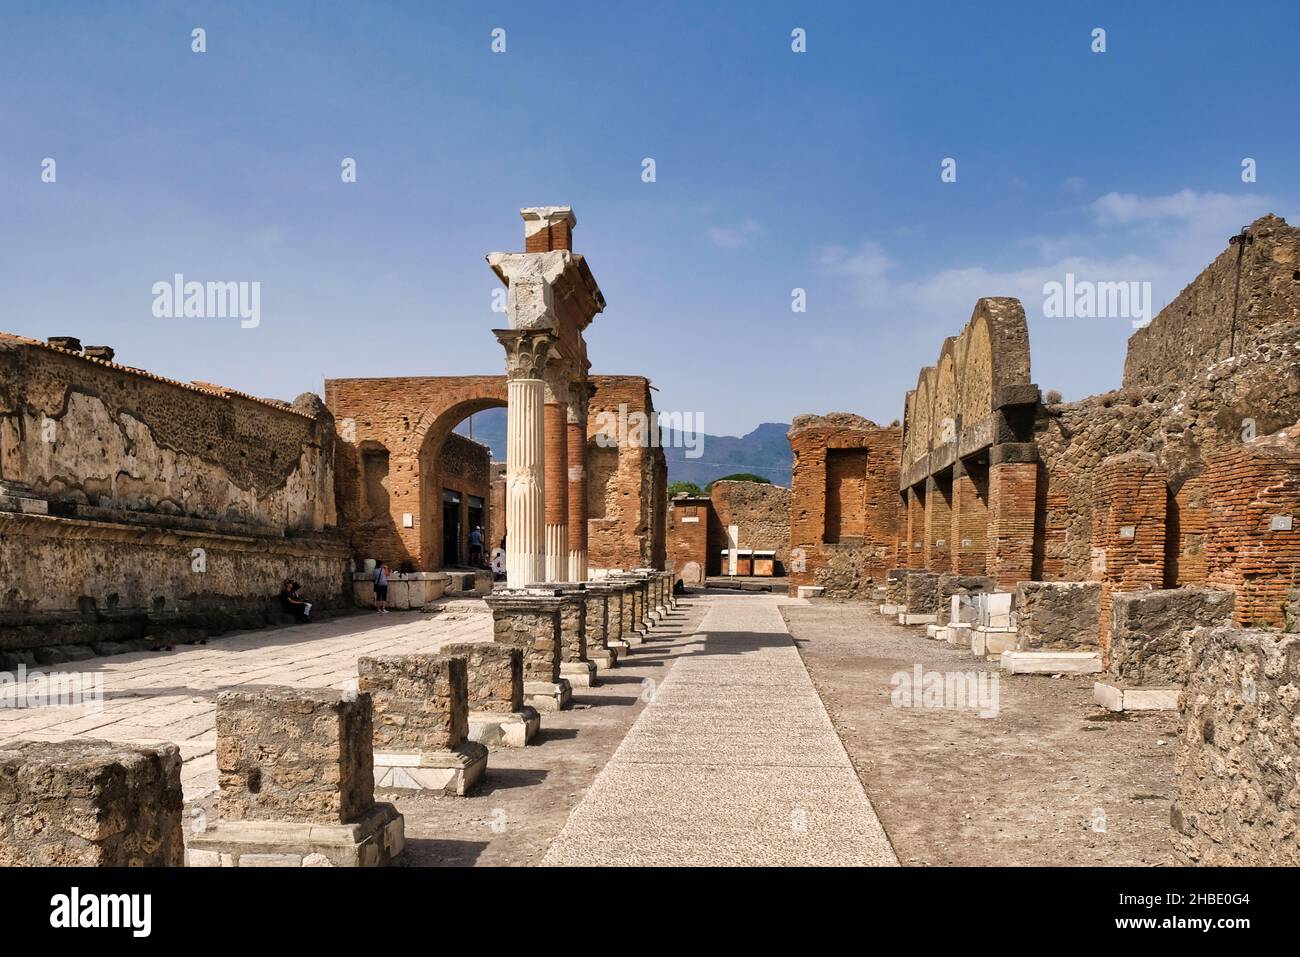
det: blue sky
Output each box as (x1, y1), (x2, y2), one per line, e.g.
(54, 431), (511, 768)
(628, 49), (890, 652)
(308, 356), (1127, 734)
(3, 1), (1295, 435)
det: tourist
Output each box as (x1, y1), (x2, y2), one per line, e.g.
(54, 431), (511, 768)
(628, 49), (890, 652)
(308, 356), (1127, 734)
(374, 562), (389, 614)
(279, 579), (312, 622)
(469, 526), (484, 566)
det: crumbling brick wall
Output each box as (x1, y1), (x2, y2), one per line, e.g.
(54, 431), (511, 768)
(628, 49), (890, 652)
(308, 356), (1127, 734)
(787, 414), (900, 599)
(1172, 625), (1300, 865)
(707, 480), (790, 576)
(586, 375), (666, 571)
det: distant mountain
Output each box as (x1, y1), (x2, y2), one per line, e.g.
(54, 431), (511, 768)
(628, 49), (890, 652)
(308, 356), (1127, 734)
(456, 409), (793, 488)
(661, 421), (792, 488)
(455, 408), (507, 460)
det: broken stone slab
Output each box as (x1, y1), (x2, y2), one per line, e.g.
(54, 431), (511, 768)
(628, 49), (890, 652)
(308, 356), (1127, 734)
(561, 659), (598, 688)
(373, 744), (488, 795)
(1000, 651), (1103, 674)
(798, 585), (826, 598)
(970, 626), (1017, 658)
(946, 622), (973, 648)
(879, 603), (902, 616)
(0, 739), (184, 866)
(925, 624), (942, 639)
(899, 613), (938, 626)
(1092, 681), (1179, 712)
(524, 679), (572, 712)
(467, 706), (540, 748)
(186, 803), (404, 868)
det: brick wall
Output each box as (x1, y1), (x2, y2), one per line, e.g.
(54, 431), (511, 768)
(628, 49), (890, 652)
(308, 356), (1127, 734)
(708, 480), (790, 575)
(666, 495), (709, 585)
(1204, 427), (1300, 629)
(787, 414), (900, 598)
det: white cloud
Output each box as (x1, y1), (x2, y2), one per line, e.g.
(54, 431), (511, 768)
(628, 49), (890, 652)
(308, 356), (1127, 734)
(706, 219), (763, 249)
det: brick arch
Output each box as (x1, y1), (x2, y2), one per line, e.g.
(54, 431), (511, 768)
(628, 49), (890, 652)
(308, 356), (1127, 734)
(325, 375), (507, 570)
(910, 369), (934, 464)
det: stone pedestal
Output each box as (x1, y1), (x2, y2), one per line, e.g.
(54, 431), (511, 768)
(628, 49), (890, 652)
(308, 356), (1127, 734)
(358, 654), (488, 794)
(0, 740), (184, 866)
(484, 591), (573, 711)
(443, 641), (540, 747)
(528, 583), (596, 687)
(188, 687), (404, 867)
(582, 586), (619, 670)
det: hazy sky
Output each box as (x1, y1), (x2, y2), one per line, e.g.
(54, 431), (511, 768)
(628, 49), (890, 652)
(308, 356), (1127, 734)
(3, 1), (1295, 436)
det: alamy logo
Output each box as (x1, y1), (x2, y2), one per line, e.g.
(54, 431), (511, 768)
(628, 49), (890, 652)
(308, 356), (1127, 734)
(592, 403), (704, 459)
(890, 664), (999, 718)
(1043, 273), (1153, 328)
(152, 274), (261, 328)
(1, 665), (103, 713)
(50, 888), (151, 937)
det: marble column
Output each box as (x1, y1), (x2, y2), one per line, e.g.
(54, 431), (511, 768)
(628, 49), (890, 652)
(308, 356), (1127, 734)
(566, 381), (590, 582)
(495, 330), (552, 589)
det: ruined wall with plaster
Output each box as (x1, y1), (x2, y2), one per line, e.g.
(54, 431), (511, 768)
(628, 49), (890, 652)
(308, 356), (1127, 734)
(0, 334), (347, 653)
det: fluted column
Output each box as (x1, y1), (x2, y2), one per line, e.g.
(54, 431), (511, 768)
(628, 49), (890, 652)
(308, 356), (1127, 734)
(495, 330), (552, 589)
(543, 369), (569, 582)
(566, 382), (590, 581)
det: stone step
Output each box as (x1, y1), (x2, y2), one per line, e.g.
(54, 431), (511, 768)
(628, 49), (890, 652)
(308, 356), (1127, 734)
(1000, 651), (1102, 675)
(1093, 681), (1179, 711)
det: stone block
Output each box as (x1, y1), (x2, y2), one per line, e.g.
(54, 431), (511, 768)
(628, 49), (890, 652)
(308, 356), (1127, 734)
(1092, 681), (1179, 712)
(1172, 627), (1300, 865)
(373, 743), (487, 795)
(999, 651), (1102, 674)
(467, 706), (540, 748)
(484, 592), (564, 684)
(1109, 587), (1235, 684)
(903, 571), (942, 615)
(357, 654), (468, 753)
(0, 740), (184, 866)
(797, 585), (826, 598)
(1014, 581), (1102, 650)
(214, 686), (373, 825)
(442, 641), (523, 714)
(936, 574), (996, 625)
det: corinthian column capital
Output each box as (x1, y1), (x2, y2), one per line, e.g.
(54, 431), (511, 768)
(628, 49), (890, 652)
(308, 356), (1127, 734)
(494, 329), (555, 381)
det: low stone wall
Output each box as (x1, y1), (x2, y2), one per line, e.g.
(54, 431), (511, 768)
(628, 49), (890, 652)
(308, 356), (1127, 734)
(0, 740), (184, 866)
(1014, 581), (1101, 650)
(1172, 625), (1300, 865)
(1109, 587), (1235, 683)
(0, 510), (350, 658)
(885, 568), (912, 605)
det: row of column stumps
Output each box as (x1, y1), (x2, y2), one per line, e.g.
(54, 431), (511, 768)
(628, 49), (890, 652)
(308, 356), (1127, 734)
(0, 572), (681, 867)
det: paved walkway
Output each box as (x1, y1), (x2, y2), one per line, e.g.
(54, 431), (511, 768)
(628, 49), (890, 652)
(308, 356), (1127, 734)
(543, 592), (898, 866)
(0, 605), (491, 800)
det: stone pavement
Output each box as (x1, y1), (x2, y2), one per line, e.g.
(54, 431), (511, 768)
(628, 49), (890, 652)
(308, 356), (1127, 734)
(0, 604), (492, 800)
(543, 592), (898, 866)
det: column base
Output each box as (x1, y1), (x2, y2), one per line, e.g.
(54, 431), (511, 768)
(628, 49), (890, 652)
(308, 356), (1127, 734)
(186, 803), (404, 868)
(467, 707), (541, 748)
(561, 659), (598, 687)
(588, 647), (618, 670)
(524, 678), (572, 712)
(374, 742), (488, 795)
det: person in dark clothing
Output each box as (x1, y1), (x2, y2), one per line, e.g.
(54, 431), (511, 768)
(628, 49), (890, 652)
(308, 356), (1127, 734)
(279, 579), (312, 622)
(469, 526), (484, 566)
